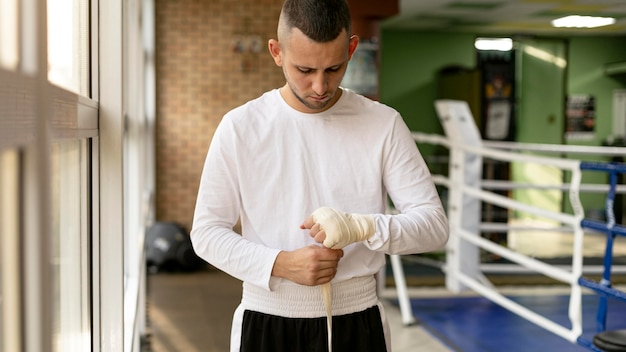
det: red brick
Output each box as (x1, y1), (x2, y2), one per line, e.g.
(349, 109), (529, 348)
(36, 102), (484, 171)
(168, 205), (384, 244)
(155, 0), (285, 230)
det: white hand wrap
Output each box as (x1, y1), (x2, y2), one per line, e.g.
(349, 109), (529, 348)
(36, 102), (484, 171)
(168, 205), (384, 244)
(311, 206), (376, 249)
(312, 206), (376, 352)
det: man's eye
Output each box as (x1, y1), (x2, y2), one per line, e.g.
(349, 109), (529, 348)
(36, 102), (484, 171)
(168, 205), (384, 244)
(298, 68), (311, 74)
(327, 67), (340, 73)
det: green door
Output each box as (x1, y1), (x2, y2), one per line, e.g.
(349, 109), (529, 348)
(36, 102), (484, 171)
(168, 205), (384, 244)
(512, 38), (567, 223)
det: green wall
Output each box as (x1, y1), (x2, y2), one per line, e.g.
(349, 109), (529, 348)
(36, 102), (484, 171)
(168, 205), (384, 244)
(566, 36), (626, 213)
(379, 29), (626, 216)
(568, 36), (626, 147)
(379, 30), (476, 157)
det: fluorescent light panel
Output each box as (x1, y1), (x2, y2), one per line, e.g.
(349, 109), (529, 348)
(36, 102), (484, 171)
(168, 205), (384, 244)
(474, 38), (513, 51)
(552, 15), (616, 29)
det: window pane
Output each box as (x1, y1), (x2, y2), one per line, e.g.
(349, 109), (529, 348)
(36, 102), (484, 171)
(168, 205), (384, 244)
(0, 0), (19, 69)
(47, 0), (89, 94)
(50, 140), (90, 352)
(0, 149), (21, 352)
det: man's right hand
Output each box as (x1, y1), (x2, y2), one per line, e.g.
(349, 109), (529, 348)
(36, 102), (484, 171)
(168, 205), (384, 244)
(271, 245), (343, 286)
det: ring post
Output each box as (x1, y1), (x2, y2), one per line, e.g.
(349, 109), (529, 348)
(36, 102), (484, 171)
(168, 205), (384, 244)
(435, 100), (482, 293)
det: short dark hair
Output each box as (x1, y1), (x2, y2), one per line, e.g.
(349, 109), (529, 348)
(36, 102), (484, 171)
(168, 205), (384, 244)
(278, 0), (351, 43)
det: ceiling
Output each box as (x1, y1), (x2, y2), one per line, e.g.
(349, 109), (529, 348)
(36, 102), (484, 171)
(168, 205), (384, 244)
(383, 0), (626, 36)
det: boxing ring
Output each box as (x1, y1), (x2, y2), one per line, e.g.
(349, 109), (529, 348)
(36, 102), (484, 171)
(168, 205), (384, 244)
(384, 100), (626, 351)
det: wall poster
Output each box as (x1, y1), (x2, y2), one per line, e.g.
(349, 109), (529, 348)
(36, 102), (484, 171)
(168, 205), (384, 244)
(480, 58), (515, 141)
(566, 94), (595, 140)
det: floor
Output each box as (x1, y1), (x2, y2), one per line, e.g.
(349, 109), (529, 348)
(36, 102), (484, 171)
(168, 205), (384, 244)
(407, 288), (626, 352)
(144, 266), (452, 352)
(144, 266), (626, 352)
(143, 221), (626, 352)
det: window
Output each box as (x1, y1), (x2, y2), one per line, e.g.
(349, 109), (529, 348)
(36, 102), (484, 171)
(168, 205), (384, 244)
(50, 140), (91, 352)
(0, 149), (21, 352)
(0, 0), (18, 70)
(47, 0), (89, 94)
(1, 0), (154, 350)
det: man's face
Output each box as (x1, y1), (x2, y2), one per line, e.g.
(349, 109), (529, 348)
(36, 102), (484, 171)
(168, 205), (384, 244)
(270, 28), (358, 113)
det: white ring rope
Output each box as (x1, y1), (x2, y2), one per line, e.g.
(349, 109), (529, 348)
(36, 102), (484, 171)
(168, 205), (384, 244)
(457, 227), (578, 284)
(407, 130), (626, 346)
(483, 140), (626, 156)
(480, 179), (626, 193)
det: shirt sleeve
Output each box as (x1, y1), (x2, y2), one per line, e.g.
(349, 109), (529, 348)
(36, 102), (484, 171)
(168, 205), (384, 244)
(190, 117), (281, 290)
(364, 113), (449, 254)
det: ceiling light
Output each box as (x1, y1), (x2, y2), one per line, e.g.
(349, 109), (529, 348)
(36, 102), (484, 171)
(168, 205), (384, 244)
(474, 38), (513, 51)
(551, 15), (616, 28)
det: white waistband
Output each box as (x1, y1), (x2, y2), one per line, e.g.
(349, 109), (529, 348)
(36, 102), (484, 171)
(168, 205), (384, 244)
(241, 276), (378, 318)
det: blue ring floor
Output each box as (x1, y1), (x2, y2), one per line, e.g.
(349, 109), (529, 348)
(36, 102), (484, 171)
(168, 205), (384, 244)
(402, 293), (626, 352)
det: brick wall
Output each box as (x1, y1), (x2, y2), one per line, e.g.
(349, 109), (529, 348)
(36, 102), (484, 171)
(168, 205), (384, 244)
(155, 0), (285, 232)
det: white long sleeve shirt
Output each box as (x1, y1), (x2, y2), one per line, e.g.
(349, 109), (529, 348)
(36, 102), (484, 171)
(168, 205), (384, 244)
(190, 88), (448, 292)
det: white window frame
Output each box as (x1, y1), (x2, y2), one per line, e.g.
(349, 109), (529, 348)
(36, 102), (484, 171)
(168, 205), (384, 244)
(1, 0), (155, 351)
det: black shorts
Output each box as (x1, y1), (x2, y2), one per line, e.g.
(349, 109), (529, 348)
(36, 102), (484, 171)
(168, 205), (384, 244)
(240, 305), (387, 352)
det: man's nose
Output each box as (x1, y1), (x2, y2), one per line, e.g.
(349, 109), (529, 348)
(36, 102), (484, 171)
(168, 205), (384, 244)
(311, 72), (328, 96)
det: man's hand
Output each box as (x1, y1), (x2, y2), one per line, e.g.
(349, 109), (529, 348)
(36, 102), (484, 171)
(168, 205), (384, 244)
(301, 216), (327, 244)
(301, 207), (376, 249)
(271, 245), (343, 286)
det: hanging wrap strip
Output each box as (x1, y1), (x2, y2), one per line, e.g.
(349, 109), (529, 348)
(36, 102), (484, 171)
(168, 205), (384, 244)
(311, 207), (376, 352)
(321, 282), (333, 351)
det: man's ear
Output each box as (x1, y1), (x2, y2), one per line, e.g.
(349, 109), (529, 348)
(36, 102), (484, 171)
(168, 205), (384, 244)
(348, 35), (359, 60)
(268, 39), (282, 66)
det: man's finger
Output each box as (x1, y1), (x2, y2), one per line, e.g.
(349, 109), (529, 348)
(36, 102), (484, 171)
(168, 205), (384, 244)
(313, 229), (326, 244)
(300, 215), (316, 229)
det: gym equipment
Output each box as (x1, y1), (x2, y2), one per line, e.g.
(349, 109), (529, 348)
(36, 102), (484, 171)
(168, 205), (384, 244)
(145, 222), (205, 273)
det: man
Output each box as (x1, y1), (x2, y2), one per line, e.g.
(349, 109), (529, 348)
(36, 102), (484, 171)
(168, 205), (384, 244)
(190, 0), (449, 351)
